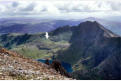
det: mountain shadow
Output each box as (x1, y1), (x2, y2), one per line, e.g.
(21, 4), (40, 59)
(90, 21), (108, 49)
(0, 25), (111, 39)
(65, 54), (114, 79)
(54, 21), (121, 79)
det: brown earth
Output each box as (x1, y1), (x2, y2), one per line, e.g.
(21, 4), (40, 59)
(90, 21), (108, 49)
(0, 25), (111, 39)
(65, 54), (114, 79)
(0, 47), (72, 80)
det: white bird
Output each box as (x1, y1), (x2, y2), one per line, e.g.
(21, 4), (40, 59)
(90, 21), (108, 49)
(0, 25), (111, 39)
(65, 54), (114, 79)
(45, 32), (49, 39)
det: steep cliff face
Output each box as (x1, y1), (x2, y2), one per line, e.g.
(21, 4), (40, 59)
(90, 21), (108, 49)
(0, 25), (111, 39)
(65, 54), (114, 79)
(54, 21), (121, 79)
(57, 21), (119, 64)
(0, 48), (71, 80)
(97, 48), (121, 79)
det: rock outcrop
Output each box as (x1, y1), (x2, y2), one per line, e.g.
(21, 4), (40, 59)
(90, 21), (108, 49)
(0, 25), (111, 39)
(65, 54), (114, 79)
(0, 47), (72, 80)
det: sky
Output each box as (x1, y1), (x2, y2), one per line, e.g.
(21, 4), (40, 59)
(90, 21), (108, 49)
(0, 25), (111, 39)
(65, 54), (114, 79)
(0, 0), (121, 20)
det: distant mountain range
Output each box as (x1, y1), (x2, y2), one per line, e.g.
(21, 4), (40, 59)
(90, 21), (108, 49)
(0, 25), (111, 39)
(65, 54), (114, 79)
(0, 17), (121, 36)
(0, 18), (80, 33)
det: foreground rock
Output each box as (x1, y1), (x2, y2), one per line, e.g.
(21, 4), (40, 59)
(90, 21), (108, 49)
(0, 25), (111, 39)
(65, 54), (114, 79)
(0, 48), (72, 80)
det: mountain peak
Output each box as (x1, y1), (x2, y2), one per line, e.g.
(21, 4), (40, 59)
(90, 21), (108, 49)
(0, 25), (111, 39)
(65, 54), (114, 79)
(83, 20), (99, 24)
(84, 17), (99, 21)
(78, 21), (118, 37)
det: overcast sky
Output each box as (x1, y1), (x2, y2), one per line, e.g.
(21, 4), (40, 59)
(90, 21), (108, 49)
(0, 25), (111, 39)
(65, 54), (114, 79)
(0, 0), (121, 20)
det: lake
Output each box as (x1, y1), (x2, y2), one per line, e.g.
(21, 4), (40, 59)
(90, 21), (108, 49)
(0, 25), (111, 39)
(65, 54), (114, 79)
(37, 59), (73, 73)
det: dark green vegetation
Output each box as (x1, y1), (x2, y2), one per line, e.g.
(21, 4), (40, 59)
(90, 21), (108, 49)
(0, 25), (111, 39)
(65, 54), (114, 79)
(0, 33), (70, 59)
(0, 21), (120, 80)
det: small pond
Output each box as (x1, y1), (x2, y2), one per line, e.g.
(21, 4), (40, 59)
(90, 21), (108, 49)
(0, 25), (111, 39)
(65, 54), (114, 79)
(37, 59), (73, 73)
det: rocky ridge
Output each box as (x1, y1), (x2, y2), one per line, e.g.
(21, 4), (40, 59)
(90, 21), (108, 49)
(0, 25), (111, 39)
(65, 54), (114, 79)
(0, 48), (72, 80)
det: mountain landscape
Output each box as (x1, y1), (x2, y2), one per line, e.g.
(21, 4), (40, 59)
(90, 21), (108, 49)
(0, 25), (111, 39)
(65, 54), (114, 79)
(54, 21), (121, 79)
(1, 0), (121, 80)
(0, 18), (80, 33)
(0, 17), (121, 36)
(0, 20), (120, 80)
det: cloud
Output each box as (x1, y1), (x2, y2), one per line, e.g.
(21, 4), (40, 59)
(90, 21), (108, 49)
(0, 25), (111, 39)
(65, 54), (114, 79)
(0, 0), (121, 19)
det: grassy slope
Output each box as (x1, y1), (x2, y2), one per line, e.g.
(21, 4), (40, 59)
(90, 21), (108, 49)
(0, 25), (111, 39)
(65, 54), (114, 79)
(0, 32), (70, 59)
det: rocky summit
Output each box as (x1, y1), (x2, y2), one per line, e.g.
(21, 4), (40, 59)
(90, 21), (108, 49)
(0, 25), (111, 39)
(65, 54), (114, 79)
(0, 48), (72, 80)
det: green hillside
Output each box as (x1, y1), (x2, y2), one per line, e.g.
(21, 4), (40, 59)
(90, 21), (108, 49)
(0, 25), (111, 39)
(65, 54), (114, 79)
(0, 32), (70, 59)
